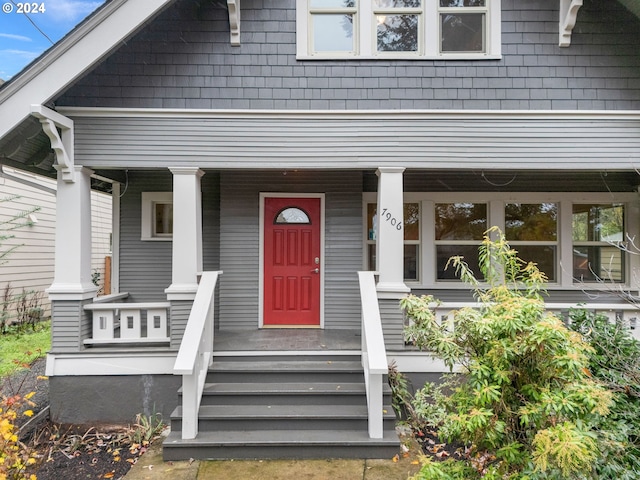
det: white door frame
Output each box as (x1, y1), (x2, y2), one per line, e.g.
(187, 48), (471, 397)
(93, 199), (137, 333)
(258, 193), (326, 328)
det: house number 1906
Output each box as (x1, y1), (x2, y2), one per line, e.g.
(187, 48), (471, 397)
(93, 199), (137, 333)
(381, 208), (402, 231)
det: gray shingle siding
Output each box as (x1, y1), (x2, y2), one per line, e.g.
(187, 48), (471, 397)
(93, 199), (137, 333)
(56, 0), (640, 110)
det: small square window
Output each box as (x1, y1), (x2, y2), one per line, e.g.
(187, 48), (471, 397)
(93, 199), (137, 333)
(141, 192), (173, 241)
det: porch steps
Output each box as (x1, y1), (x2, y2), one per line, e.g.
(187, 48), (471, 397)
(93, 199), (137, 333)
(163, 354), (401, 460)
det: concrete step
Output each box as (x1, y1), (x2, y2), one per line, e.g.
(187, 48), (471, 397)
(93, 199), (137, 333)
(163, 429), (401, 460)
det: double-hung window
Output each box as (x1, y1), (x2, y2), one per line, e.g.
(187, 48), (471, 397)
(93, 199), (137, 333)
(572, 203), (625, 283)
(505, 203), (558, 282)
(298, 0), (501, 59)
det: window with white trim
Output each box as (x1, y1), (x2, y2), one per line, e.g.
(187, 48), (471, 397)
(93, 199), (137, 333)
(366, 202), (420, 281)
(141, 192), (173, 241)
(297, 0), (501, 59)
(572, 203), (625, 283)
(362, 193), (638, 289)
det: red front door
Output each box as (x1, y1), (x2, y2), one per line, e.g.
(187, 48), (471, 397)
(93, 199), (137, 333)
(264, 197), (321, 326)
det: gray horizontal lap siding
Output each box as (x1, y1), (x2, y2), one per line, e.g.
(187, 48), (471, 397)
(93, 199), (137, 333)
(218, 171), (363, 330)
(50, 300), (92, 352)
(55, 0), (640, 110)
(118, 170), (220, 301)
(119, 171), (173, 302)
(70, 115), (640, 171)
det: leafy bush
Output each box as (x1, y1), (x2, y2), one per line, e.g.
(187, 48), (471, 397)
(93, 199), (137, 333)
(402, 228), (612, 479)
(0, 392), (38, 480)
(567, 308), (640, 478)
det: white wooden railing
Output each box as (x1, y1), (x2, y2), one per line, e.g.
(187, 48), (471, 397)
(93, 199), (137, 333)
(358, 271), (388, 439)
(428, 301), (640, 340)
(173, 271), (222, 440)
(84, 293), (171, 345)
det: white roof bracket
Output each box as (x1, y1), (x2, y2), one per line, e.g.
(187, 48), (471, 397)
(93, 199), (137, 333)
(30, 104), (75, 183)
(228, 0), (240, 46)
(559, 0), (583, 47)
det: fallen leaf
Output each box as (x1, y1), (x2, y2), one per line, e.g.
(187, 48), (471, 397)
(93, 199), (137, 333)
(103, 473), (115, 479)
(23, 410), (34, 417)
(392, 454), (399, 463)
(411, 460), (420, 465)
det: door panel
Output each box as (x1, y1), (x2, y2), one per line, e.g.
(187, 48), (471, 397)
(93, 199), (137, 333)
(264, 197), (321, 326)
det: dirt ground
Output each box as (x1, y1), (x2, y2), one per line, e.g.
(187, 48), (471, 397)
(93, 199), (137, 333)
(1, 358), (155, 480)
(27, 423), (151, 480)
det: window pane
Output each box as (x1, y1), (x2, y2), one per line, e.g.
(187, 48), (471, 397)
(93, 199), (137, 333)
(436, 245), (482, 280)
(311, 0), (355, 8)
(435, 203), (486, 240)
(377, 14), (419, 52)
(154, 203), (173, 236)
(404, 203), (420, 241)
(513, 245), (556, 282)
(573, 246), (624, 283)
(405, 244), (418, 280)
(505, 203), (557, 241)
(375, 0), (421, 8)
(440, 13), (484, 52)
(440, 0), (485, 6)
(312, 14), (354, 52)
(368, 244), (417, 281)
(368, 244), (377, 271)
(572, 204), (624, 242)
(275, 207), (310, 224)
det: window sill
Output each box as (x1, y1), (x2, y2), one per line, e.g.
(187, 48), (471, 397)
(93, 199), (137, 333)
(296, 54), (502, 61)
(140, 236), (172, 242)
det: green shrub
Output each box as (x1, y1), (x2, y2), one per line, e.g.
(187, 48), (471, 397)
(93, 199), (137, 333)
(402, 228), (612, 479)
(567, 308), (640, 479)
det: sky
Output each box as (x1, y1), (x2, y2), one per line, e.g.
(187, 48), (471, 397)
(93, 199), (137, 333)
(0, 0), (105, 81)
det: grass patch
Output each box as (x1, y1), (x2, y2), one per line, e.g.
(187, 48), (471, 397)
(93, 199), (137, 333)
(0, 321), (51, 379)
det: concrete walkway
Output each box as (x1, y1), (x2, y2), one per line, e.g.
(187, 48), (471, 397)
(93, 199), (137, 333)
(124, 435), (421, 480)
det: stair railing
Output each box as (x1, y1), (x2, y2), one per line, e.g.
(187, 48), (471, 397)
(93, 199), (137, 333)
(358, 271), (388, 439)
(173, 271), (222, 439)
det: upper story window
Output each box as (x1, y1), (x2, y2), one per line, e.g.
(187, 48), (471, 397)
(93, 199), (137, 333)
(298, 0), (501, 59)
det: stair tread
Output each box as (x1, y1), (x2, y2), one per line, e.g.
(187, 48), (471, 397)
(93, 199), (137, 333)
(210, 360), (364, 372)
(200, 382), (370, 394)
(164, 429), (400, 447)
(172, 404), (396, 419)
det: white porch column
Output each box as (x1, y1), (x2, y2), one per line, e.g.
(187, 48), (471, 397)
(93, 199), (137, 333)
(376, 167), (409, 296)
(47, 166), (98, 299)
(165, 167), (204, 300)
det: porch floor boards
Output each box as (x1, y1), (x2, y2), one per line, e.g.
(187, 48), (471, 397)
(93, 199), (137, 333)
(213, 328), (361, 352)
